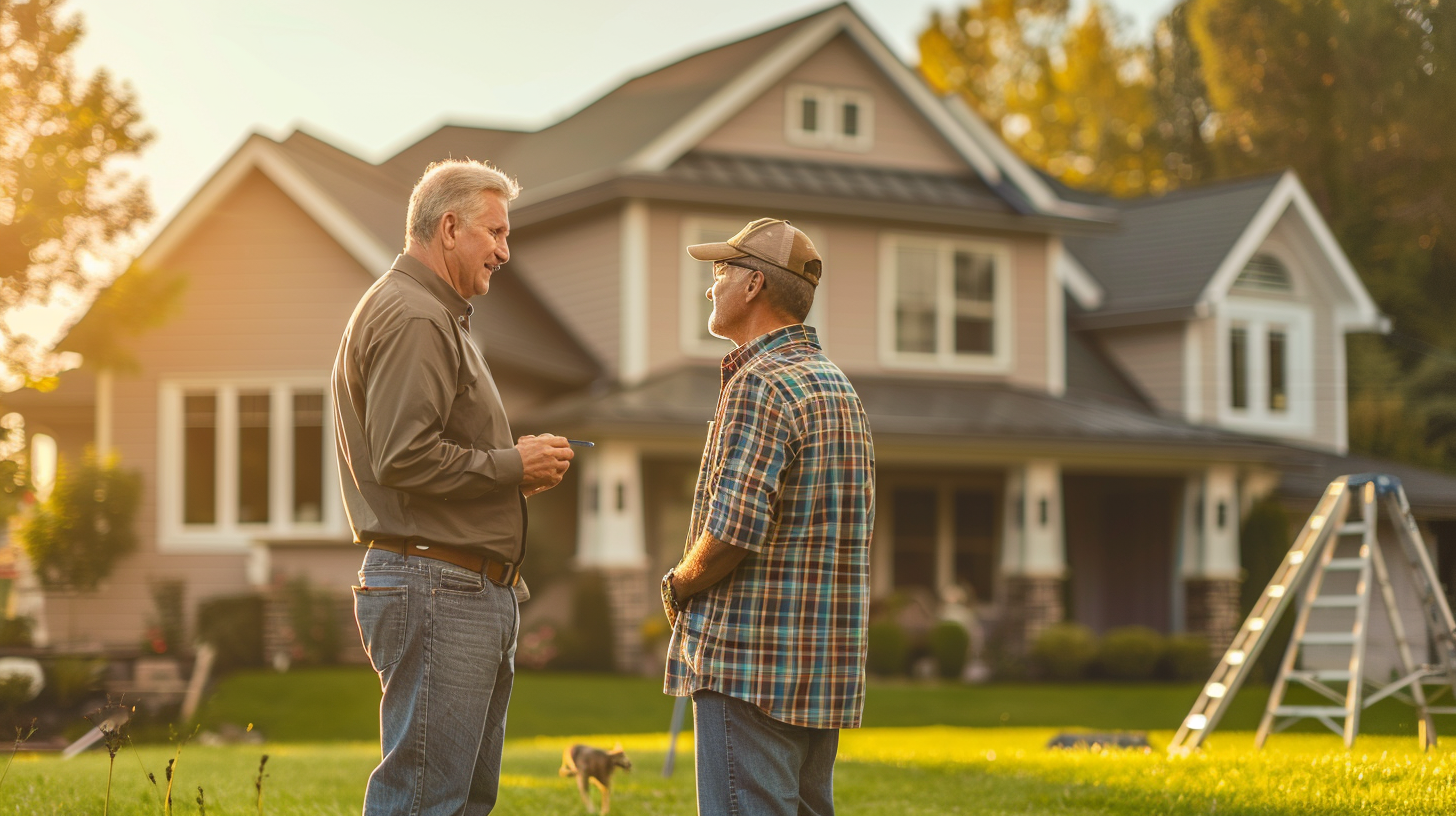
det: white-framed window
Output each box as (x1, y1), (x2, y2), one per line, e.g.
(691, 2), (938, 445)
(785, 84), (874, 152)
(679, 216), (828, 358)
(878, 233), (1013, 371)
(158, 376), (344, 551)
(1218, 300), (1313, 435)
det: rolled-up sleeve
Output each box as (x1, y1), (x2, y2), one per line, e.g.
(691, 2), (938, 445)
(705, 373), (797, 553)
(363, 317), (523, 499)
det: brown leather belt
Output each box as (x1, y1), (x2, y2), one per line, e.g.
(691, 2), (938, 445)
(367, 538), (521, 587)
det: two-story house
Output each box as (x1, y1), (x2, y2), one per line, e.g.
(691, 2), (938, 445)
(11, 2), (1456, 672)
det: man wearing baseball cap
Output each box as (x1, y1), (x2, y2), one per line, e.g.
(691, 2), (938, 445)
(662, 218), (875, 815)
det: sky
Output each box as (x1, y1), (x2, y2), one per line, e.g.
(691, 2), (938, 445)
(9, 0), (1175, 345)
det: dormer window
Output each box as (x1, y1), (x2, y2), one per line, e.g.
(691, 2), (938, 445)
(786, 84), (874, 152)
(1232, 254), (1293, 293)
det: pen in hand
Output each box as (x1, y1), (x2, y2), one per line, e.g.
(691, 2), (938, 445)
(567, 439), (595, 448)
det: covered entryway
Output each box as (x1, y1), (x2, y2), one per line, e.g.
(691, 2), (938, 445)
(1063, 474), (1182, 633)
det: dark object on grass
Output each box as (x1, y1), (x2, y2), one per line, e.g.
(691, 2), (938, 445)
(1030, 623), (1097, 681)
(197, 594), (266, 670)
(927, 620), (970, 679)
(1097, 625), (1164, 681)
(1046, 731), (1151, 750)
(867, 620), (910, 676)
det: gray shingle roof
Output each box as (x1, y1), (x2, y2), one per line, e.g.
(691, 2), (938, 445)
(662, 152), (1012, 212)
(1277, 448), (1456, 519)
(1065, 174), (1284, 324)
(526, 365), (1288, 457)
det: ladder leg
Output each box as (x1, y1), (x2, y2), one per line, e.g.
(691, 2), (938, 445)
(1368, 517), (1435, 749)
(1343, 483), (1377, 748)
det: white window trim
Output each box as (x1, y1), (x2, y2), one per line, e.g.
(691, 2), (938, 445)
(1216, 298), (1314, 437)
(158, 374), (345, 552)
(784, 83), (875, 152)
(878, 232), (1014, 373)
(679, 215), (829, 360)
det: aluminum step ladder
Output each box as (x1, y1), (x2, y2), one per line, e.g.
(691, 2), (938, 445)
(1169, 474), (1456, 753)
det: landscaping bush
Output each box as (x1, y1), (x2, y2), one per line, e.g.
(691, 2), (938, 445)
(1160, 633), (1213, 681)
(0, 616), (33, 648)
(197, 594), (266, 671)
(1097, 625), (1165, 681)
(867, 620), (910, 676)
(45, 656), (104, 708)
(142, 578), (186, 655)
(1030, 623), (1097, 681)
(551, 571), (615, 671)
(285, 576), (342, 665)
(927, 620), (970, 680)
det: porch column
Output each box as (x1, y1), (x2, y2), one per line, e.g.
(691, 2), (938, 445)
(998, 460), (1066, 658)
(1181, 465), (1242, 652)
(575, 442), (651, 672)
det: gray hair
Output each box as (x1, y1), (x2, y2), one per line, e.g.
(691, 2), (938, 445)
(405, 159), (521, 247)
(727, 256), (815, 322)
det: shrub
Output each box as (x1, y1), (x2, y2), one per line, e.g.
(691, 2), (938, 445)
(551, 571), (615, 672)
(142, 578), (186, 656)
(285, 576), (342, 665)
(1030, 623), (1097, 681)
(1160, 633), (1213, 681)
(927, 620), (970, 680)
(197, 594), (265, 671)
(1098, 626), (1165, 681)
(19, 452), (142, 591)
(0, 616), (33, 648)
(867, 620), (910, 676)
(46, 657), (105, 708)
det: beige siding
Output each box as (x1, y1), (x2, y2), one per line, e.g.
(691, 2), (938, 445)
(697, 33), (969, 174)
(1097, 323), (1187, 414)
(49, 169), (376, 648)
(639, 203), (1057, 389)
(510, 209), (621, 375)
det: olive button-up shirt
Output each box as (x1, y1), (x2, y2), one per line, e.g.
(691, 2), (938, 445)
(331, 254), (527, 563)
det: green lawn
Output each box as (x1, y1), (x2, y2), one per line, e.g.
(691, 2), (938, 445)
(2, 668), (1453, 814)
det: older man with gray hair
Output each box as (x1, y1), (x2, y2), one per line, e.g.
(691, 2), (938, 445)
(334, 159), (574, 814)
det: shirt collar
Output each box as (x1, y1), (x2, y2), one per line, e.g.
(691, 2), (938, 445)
(721, 324), (819, 387)
(391, 253), (474, 323)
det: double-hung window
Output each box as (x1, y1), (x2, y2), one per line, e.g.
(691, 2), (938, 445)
(1220, 300), (1312, 435)
(680, 217), (828, 357)
(785, 84), (874, 152)
(161, 377), (341, 550)
(880, 234), (1012, 371)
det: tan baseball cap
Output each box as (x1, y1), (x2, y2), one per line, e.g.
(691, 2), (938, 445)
(686, 218), (823, 287)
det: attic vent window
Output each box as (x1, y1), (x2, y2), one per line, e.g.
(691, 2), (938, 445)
(1233, 254), (1293, 293)
(786, 84), (874, 152)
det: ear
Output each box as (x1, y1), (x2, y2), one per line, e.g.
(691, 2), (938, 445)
(439, 211), (459, 250)
(611, 741), (623, 752)
(741, 269), (766, 303)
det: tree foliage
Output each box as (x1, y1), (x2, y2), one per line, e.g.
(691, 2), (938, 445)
(19, 450), (141, 591)
(0, 0), (154, 379)
(921, 0), (1456, 470)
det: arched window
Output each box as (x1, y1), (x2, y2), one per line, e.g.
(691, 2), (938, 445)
(1233, 254), (1293, 293)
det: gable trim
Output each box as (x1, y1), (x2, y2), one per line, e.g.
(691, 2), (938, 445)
(622, 6), (1006, 184)
(1198, 171), (1382, 330)
(1054, 244), (1104, 310)
(139, 134), (394, 274)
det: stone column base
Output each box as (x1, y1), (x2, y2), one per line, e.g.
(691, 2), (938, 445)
(996, 575), (1065, 659)
(599, 566), (653, 674)
(1184, 578), (1242, 654)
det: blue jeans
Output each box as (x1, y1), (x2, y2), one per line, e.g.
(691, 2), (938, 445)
(353, 548), (519, 816)
(692, 690), (839, 816)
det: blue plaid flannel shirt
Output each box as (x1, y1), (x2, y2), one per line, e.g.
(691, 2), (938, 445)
(664, 324), (875, 729)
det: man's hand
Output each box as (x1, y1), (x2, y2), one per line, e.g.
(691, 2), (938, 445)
(517, 434), (573, 497)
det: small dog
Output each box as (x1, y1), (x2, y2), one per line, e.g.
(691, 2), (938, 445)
(559, 742), (632, 814)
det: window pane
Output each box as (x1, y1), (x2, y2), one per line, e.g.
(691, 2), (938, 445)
(294, 392), (325, 523)
(892, 488), (936, 589)
(842, 101), (859, 137)
(953, 251), (995, 354)
(954, 490), (997, 604)
(895, 246), (937, 353)
(801, 97), (818, 132)
(693, 225), (738, 345)
(1230, 327), (1249, 410)
(237, 391), (270, 524)
(1268, 330), (1287, 412)
(183, 394), (216, 525)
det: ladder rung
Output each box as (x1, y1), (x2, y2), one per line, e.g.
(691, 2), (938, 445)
(1324, 558), (1367, 571)
(1300, 632), (1358, 645)
(1275, 705), (1350, 717)
(1338, 523), (1367, 536)
(1310, 595), (1362, 608)
(1289, 669), (1353, 682)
